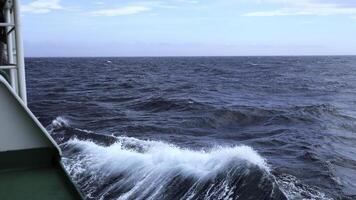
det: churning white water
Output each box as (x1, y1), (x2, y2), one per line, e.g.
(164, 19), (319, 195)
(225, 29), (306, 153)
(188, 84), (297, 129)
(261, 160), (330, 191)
(61, 136), (278, 200)
(50, 117), (332, 200)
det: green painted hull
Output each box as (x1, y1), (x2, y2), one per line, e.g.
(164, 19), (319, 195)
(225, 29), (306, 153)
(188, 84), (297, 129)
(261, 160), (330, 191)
(0, 164), (81, 200)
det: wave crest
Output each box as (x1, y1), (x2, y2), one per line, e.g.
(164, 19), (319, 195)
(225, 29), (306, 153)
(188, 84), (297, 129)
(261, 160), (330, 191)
(62, 137), (285, 200)
(50, 116), (70, 131)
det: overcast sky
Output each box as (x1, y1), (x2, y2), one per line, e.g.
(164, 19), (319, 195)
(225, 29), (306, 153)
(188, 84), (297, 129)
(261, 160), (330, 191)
(21, 0), (356, 57)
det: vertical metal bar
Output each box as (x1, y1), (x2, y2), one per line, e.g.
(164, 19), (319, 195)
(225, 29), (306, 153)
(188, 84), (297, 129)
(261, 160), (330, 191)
(5, 5), (17, 93)
(13, 0), (27, 105)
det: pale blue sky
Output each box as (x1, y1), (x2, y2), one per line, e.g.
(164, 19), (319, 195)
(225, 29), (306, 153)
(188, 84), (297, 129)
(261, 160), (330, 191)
(21, 0), (356, 57)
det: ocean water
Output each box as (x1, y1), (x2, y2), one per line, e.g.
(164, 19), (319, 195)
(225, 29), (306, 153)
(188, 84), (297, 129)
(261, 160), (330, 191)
(26, 56), (356, 200)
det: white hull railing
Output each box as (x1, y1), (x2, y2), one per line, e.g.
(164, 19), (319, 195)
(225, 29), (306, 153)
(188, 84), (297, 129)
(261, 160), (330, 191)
(0, 0), (27, 105)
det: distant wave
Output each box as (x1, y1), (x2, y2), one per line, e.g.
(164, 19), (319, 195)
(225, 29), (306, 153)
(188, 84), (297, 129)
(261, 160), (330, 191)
(130, 97), (349, 127)
(130, 97), (204, 112)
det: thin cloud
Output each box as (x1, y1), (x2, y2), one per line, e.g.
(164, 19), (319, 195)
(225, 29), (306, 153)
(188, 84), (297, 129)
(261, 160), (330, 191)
(244, 0), (356, 17)
(22, 0), (62, 14)
(91, 6), (150, 17)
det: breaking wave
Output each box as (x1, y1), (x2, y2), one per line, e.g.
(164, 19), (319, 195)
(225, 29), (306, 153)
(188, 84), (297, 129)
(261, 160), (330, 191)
(60, 137), (285, 200)
(50, 117), (335, 200)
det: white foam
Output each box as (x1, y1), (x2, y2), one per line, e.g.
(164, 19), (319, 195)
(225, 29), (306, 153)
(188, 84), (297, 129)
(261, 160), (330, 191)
(276, 174), (333, 200)
(49, 116), (95, 134)
(50, 116), (70, 130)
(62, 136), (272, 199)
(66, 136), (269, 176)
(53, 116), (69, 126)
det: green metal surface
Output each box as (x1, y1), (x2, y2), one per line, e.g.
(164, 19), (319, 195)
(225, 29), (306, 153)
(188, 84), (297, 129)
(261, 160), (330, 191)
(0, 167), (79, 200)
(0, 148), (83, 200)
(0, 148), (56, 170)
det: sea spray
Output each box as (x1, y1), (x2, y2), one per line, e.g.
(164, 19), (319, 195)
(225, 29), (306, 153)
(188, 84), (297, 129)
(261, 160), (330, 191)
(61, 137), (286, 200)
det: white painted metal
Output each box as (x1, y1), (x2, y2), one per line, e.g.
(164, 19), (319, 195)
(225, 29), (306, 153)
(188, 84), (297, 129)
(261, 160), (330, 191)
(0, 65), (16, 69)
(0, 22), (14, 27)
(13, 0), (27, 105)
(0, 75), (55, 152)
(4, 2), (17, 92)
(0, 0), (26, 104)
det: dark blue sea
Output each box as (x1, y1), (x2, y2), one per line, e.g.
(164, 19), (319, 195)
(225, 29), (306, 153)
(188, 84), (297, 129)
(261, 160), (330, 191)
(27, 56), (356, 200)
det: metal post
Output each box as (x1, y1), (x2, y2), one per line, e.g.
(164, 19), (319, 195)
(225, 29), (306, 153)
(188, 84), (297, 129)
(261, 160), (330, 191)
(4, 4), (17, 93)
(13, 0), (27, 105)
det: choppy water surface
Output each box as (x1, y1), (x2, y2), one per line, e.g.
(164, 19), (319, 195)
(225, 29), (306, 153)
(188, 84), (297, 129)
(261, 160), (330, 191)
(27, 56), (356, 200)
